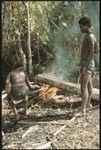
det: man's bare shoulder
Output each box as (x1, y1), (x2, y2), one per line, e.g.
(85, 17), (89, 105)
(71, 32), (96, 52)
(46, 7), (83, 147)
(86, 33), (96, 42)
(88, 33), (95, 38)
(10, 70), (26, 78)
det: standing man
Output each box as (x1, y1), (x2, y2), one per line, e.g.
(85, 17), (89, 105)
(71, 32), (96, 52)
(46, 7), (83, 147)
(74, 16), (97, 116)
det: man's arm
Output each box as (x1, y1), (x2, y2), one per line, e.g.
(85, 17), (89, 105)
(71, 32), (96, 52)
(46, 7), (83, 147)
(5, 73), (11, 94)
(25, 75), (34, 89)
(25, 75), (40, 90)
(84, 35), (95, 68)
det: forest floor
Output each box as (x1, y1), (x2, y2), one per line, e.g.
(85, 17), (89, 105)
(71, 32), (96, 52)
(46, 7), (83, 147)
(2, 87), (100, 149)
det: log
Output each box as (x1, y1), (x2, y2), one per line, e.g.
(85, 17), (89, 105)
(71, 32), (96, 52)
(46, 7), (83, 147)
(36, 74), (99, 101)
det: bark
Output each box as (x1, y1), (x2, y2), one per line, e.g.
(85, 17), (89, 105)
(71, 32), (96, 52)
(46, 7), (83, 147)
(15, 31), (27, 70)
(16, 2), (27, 69)
(23, 1), (33, 74)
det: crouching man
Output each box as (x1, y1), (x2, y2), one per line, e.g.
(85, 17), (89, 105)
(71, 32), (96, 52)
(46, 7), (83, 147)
(5, 63), (36, 118)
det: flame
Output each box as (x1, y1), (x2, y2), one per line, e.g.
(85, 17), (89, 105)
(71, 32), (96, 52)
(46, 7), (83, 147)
(39, 84), (58, 101)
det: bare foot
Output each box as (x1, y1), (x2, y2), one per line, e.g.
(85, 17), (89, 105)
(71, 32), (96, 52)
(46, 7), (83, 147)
(15, 114), (20, 120)
(86, 104), (93, 109)
(74, 109), (86, 117)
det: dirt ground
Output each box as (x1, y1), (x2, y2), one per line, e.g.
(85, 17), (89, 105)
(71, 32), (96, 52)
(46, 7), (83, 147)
(2, 91), (100, 150)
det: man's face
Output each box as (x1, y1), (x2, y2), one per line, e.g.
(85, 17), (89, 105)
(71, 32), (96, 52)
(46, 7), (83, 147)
(79, 24), (88, 33)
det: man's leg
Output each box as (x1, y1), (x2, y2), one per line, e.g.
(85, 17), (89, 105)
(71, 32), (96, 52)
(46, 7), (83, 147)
(9, 100), (19, 117)
(7, 93), (19, 118)
(87, 73), (93, 108)
(80, 73), (89, 112)
(74, 73), (90, 116)
(23, 95), (28, 115)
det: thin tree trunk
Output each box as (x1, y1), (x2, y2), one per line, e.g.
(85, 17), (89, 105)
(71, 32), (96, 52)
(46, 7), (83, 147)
(25, 2), (33, 75)
(37, 32), (41, 64)
(15, 31), (27, 70)
(15, 2), (27, 69)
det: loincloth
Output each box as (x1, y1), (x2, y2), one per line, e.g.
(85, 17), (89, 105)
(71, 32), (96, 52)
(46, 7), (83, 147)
(11, 83), (29, 100)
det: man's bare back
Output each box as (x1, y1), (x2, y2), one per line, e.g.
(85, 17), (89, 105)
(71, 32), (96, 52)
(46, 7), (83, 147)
(10, 70), (26, 85)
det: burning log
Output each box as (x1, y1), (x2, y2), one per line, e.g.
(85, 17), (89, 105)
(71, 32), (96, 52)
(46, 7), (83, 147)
(37, 84), (58, 101)
(36, 74), (99, 101)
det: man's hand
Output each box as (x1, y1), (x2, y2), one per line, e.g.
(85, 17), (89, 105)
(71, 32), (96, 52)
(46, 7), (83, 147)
(30, 85), (40, 90)
(80, 66), (86, 75)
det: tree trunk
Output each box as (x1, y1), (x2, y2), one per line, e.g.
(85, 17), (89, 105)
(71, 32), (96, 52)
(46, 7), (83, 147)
(26, 2), (33, 75)
(15, 31), (27, 70)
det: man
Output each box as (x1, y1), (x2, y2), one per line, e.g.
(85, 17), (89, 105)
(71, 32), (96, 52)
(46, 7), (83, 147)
(74, 16), (97, 116)
(5, 63), (37, 118)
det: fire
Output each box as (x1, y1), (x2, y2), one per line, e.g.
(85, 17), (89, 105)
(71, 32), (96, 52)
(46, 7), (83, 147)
(39, 84), (58, 101)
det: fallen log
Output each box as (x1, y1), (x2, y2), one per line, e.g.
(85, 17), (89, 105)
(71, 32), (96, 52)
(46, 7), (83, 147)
(36, 74), (99, 101)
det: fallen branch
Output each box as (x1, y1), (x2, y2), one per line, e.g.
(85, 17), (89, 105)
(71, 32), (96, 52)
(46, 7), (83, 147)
(35, 141), (51, 149)
(53, 116), (76, 137)
(87, 105), (99, 111)
(22, 126), (34, 138)
(18, 120), (70, 125)
(13, 99), (24, 105)
(46, 136), (59, 149)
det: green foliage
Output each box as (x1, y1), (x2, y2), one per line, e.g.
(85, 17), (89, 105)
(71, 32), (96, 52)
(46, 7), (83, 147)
(2, 1), (99, 89)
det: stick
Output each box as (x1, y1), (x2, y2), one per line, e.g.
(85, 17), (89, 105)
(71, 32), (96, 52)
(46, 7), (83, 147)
(13, 99), (24, 105)
(46, 136), (59, 149)
(87, 105), (99, 111)
(22, 126), (33, 138)
(35, 141), (51, 149)
(53, 117), (76, 137)
(18, 120), (70, 125)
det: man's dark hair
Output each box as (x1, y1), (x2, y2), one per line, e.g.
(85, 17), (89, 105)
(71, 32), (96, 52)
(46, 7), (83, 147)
(78, 16), (92, 27)
(14, 62), (23, 70)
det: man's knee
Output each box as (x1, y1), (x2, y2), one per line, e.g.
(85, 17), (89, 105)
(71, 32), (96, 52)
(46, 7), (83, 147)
(88, 88), (92, 95)
(7, 93), (12, 103)
(81, 84), (87, 92)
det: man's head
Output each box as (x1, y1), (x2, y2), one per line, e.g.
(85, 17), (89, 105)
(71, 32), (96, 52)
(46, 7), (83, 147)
(78, 16), (92, 33)
(14, 62), (24, 70)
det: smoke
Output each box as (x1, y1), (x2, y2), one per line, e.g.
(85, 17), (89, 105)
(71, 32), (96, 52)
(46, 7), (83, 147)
(43, 1), (99, 82)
